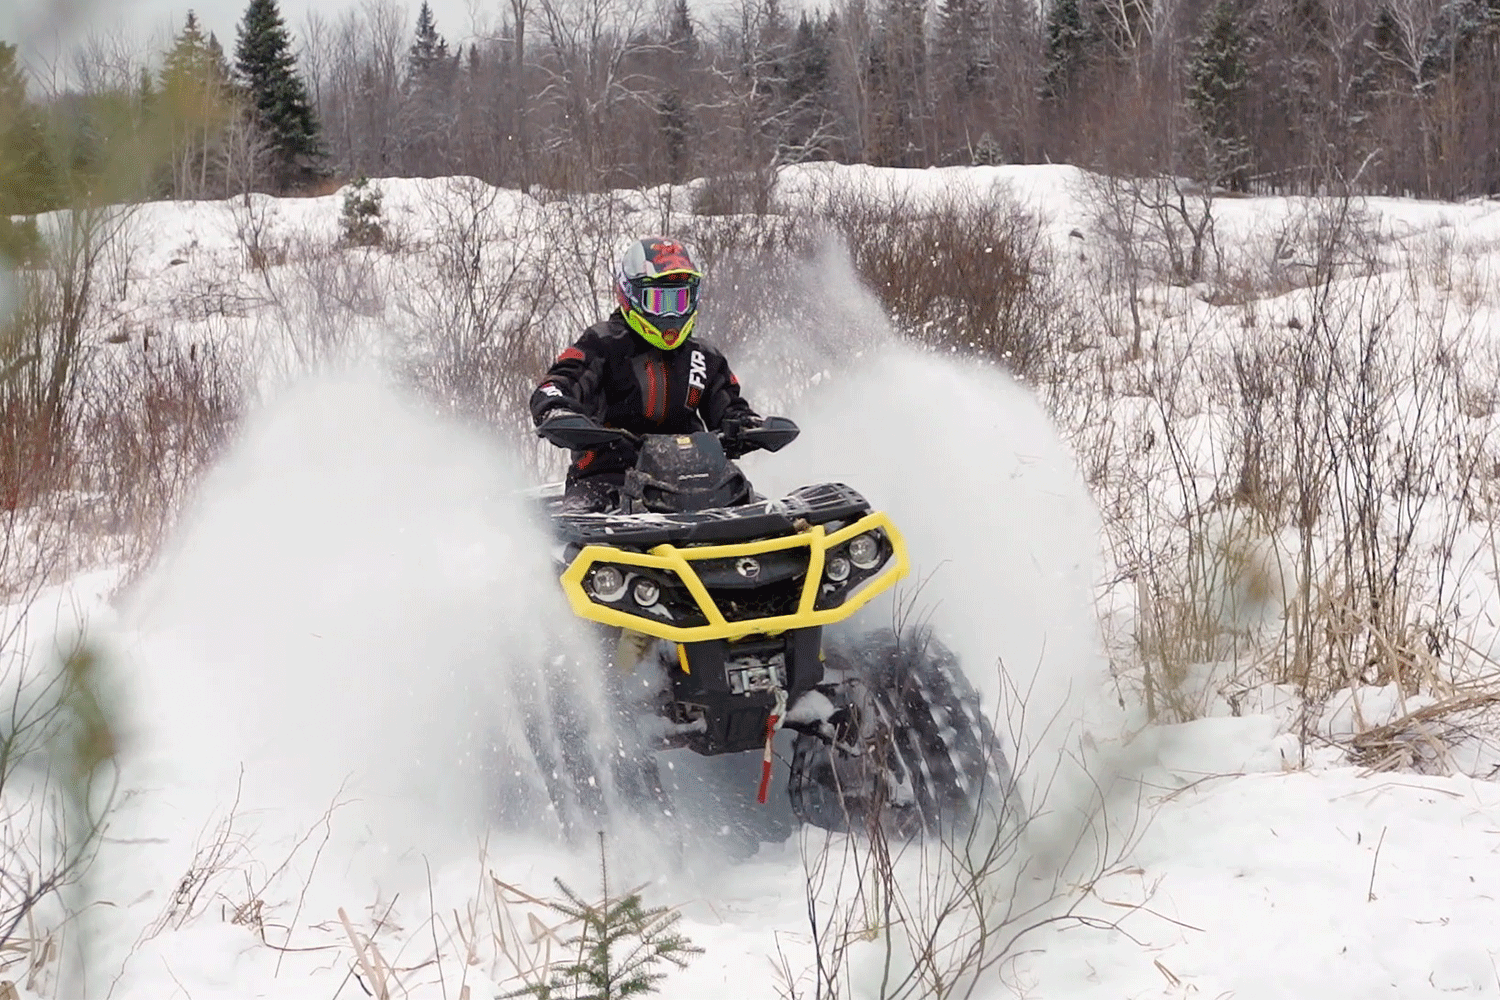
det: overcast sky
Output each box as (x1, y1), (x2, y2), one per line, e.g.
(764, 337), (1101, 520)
(3, 0), (486, 73)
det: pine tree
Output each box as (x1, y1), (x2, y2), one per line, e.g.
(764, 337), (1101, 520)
(658, 0), (699, 182)
(0, 43), (56, 215)
(1040, 0), (1090, 100)
(784, 11), (837, 160)
(234, 0), (324, 191)
(402, 0), (456, 174)
(0, 42), (53, 263)
(1187, 0), (1252, 189)
(407, 0), (450, 76)
(503, 836), (701, 1000)
(160, 11), (236, 197)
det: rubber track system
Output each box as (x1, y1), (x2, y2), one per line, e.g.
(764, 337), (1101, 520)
(788, 627), (1014, 839)
(517, 657), (674, 842)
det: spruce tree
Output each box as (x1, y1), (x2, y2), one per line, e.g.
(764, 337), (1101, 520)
(408, 1), (449, 74)
(402, 0), (456, 174)
(1368, 5), (1415, 86)
(658, 0), (698, 183)
(1040, 0), (1090, 100)
(871, 0), (929, 165)
(937, 0), (991, 92)
(935, 0), (992, 161)
(667, 0), (696, 59)
(234, 0), (323, 191)
(503, 835), (701, 1000)
(160, 11), (235, 197)
(0, 42), (53, 264)
(0, 42), (56, 216)
(784, 11), (836, 159)
(162, 12), (223, 86)
(1187, 0), (1252, 189)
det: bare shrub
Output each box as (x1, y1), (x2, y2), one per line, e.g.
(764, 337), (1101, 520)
(681, 177), (1076, 386)
(1079, 179), (1499, 738)
(405, 179), (558, 438)
(789, 662), (1152, 1000)
(690, 171), (778, 218)
(1, 206), (135, 512)
(274, 233), (386, 368)
(230, 193), (286, 279)
(817, 182), (1071, 380)
(74, 335), (243, 562)
(1082, 171), (1221, 356)
(1244, 198), (1488, 703)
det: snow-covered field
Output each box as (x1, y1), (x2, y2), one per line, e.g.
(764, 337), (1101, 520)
(6, 164), (1500, 998)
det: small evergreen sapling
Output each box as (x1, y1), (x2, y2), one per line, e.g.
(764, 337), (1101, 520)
(504, 834), (702, 1000)
(339, 176), (384, 248)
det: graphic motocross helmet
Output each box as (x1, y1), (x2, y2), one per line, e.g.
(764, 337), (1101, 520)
(615, 237), (703, 350)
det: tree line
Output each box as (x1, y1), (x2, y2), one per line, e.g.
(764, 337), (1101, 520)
(1, 0), (1497, 237)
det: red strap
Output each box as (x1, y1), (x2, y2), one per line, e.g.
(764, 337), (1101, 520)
(756, 711), (780, 804)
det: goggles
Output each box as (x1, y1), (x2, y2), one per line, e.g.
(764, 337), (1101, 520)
(630, 276), (700, 317)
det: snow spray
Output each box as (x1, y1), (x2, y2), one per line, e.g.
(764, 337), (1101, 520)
(100, 372), (684, 928)
(729, 240), (1106, 773)
(722, 239), (1123, 997)
(85, 375), (688, 995)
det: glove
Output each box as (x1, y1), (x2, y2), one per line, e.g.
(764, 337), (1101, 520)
(538, 409), (600, 447)
(540, 406), (586, 424)
(720, 414), (764, 457)
(721, 413), (763, 439)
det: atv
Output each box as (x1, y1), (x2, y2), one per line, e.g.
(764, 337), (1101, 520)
(532, 412), (1012, 840)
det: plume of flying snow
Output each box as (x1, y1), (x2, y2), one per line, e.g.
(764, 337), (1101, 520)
(724, 241), (1127, 995)
(90, 373), (682, 993)
(117, 374), (592, 838)
(728, 240), (1109, 773)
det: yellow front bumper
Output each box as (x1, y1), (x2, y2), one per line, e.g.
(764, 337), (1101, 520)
(558, 511), (909, 643)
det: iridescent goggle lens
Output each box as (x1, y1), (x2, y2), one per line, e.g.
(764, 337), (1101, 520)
(634, 279), (699, 317)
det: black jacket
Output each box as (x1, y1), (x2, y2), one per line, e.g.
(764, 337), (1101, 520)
(530, 311), (759, 479)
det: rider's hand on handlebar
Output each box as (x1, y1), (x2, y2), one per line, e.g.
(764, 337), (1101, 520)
(538, 408), (598, 446)
(538, 409), (639, 450)
(721, 414), (762, 439)
(720, 414), (764, 457)
(540, 407), (595, 430)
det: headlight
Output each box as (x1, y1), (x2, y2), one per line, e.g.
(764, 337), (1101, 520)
(847, 533), (881, 569)
(589, 565), (627, 602)
(825, 555), (851, 582)
(632, 578), (661, 607)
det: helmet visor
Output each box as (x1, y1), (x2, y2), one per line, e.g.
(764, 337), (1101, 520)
(630, 276), (699, 318)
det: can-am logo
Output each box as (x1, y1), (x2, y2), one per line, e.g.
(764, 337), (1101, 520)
(688, 350), (707, 390)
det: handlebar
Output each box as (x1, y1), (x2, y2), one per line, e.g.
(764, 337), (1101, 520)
(538, 411), (799, 455)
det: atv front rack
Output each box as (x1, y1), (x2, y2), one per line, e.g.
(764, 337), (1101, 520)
(558, 511), (910, 642)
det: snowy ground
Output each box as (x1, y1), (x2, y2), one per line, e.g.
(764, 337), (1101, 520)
(6, 164), (1500, 997)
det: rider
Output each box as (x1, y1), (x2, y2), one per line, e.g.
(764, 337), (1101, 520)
(531, 237), (763, 512)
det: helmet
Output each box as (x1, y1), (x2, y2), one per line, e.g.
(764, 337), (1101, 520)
(615, 237), (702, 350)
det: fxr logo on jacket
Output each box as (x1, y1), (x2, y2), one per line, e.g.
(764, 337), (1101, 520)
(687, 349), (707, 408)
